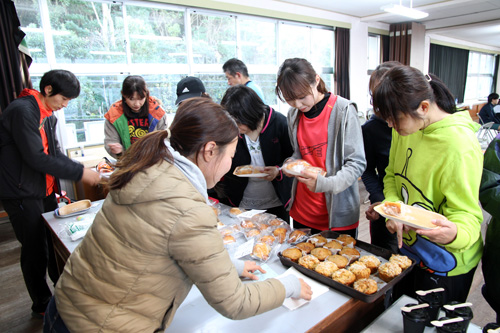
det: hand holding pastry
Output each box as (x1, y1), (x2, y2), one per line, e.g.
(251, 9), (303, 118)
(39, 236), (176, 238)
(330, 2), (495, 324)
(241, 261), (266, 280)
(261, 166), (279, 181)
(416, 218), (456, 245)
(296, 167), (319, 192)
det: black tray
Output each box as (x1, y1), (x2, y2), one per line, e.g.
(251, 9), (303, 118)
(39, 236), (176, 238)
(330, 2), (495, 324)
(278, 230), (415, 303)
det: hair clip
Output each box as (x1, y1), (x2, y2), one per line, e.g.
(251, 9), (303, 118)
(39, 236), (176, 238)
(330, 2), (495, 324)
(166, 128), (171, 139)
(425, 74), (432, 82)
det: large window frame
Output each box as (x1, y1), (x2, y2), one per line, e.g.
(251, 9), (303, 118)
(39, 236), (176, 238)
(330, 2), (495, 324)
(15, 0), (335, 148)
(464, 51), (497, 101)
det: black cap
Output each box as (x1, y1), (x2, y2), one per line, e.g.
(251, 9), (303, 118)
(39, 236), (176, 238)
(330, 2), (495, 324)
(175, 76), (206, 105)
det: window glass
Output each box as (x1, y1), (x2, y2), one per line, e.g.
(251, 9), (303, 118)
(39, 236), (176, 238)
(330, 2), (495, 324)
(310, 28), (334, 68)
(16, 0), (47, 63)
(279, 23), (309, 62)
(464, 51), (495, 100)
(367, 35), (380, 71)
(126, 5), (186, 64)
(47, 0), (126, 64)
(239, 18), (276, 65)
(190, 12), (236, 64)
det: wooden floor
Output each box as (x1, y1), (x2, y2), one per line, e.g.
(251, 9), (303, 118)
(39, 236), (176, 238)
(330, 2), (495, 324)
(0, 180), (496, 332)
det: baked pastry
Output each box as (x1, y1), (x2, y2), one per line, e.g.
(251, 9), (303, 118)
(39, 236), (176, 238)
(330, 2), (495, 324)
(240, 220), (255, 229)
(258, 223), (270, 231)
(326, 254), (349, 269)
(288, 229), (306, 243)
(212, 206), (219, 216)
(339, 247), (360, 262)
(285, 159), (310, 172)
(269, 218), (283, 226)
(298, 254), (320, 270)
(382, 201), (402, 216)
(252, 242), (271, 261)
(324, 240), (343, 252)
(259, 235), (276, 245)
(223, 235), (236, 245)
(331, 268), (356, 286)
(230, 207), (243, 215)
(359, 255), (381, 274)
(315, 261), (339, 277)
(389, 254), (412, 270)
(308, 234), (327, 247)
(354, 278), (378, 295)
(348, 261), (371, 280)
(282, 247), (302, 262)
(273, 227), (288, 243)
(233, 165), (254, 175)
(311, 247), (332, 261)
(337, 234), (356, 246)
(378, 262), (402, 282)
(245, 228), (261, 238)
(295, 242), (315, 254)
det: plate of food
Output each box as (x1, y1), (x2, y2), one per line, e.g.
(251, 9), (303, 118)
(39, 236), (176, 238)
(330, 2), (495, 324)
(283, 159), (326, 177)
(233, 165), (267, 177)
(374, 202), (442, 230)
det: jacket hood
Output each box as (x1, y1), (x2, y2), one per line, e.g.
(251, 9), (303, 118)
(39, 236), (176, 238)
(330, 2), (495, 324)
(110, 140), (208, 205)
(423, 110), (480, 134)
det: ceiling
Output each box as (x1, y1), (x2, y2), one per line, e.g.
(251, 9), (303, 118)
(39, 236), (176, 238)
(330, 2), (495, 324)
(280, 0), (500, 49)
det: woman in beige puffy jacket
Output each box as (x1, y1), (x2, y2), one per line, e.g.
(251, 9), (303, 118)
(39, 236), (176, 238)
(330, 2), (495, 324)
(44, 98), (312, 333)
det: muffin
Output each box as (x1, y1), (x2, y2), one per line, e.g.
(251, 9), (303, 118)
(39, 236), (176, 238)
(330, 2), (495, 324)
(359, 255), (381, 274)
(223, 235), (236, 245)
(259, 235), (276, 245)
(240, 220), (255, 229)
(324, 240), (343, 252)
(348, 261), (371, 280)
(389, 254), (412, 270)
(252, 242), (271, 261)
(337, 234), (356, 246)
(298, 255), (320, 270)
(354, 278), (378, 295)
(245, 228), (261, 238)
(315, 261), (339, 277)
(331, 268), (356, 286)
(282, 247), (302, 262)
(296, 242), (315, 254)
(229, 207), (243, 215)
(258, 223), (270, 231)
(311, 247), (332, 261)
(308, 234), (327, 247)
(273, 227), (288, 243)
(269, 218), (284, 226)
(378, 262), (402, 282)
(288, 229), (306, 243)
(339, 247), (360, 263)
(326, 254), (349, 269)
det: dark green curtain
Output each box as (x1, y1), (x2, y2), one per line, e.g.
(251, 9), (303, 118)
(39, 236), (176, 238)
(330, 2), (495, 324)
(429, 44), (469, 103)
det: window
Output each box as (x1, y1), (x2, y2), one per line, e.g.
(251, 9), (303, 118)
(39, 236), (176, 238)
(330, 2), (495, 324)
(464, 51), (497, 101)
(15, 0), (335, 148)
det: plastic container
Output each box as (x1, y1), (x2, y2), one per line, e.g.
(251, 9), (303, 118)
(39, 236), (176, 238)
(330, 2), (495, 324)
(401, 303), (429, 333)
(417, 290), (444, 326)
(443, 301), (473, 332)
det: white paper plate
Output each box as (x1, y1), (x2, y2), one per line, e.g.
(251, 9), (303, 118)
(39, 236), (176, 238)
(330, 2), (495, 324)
(234, 173), (268, 177)
(54, 207), (91, 218)
(374, 203), (442, 230)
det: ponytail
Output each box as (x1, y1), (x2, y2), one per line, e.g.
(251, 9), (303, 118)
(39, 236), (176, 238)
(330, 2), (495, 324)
(107, 130), (172, 190)
(427, 73), (456, 114)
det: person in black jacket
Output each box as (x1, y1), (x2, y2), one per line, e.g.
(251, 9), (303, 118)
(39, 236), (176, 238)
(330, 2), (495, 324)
(0, 70), (100, 318)
(217, 85), (293, 222)
(362, 61), (401, 253)
(478, 92), (500, 130)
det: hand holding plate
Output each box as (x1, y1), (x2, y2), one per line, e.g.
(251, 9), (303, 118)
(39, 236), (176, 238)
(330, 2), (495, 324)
(416, 218), (457, 245)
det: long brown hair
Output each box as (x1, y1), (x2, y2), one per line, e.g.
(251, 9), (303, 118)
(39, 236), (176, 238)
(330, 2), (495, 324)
(121, 75), (150, 118)
(107, 97), (238, 190)
(275, 58), (328, 103)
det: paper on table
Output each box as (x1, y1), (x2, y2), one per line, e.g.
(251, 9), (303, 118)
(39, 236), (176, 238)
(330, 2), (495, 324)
(237, 209), (266, 219)
(252, 263), (280, 280)
(278, 266), (330, 311)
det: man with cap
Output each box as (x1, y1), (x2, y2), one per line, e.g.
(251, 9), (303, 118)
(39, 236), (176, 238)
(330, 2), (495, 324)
(175, 77), (211, 106)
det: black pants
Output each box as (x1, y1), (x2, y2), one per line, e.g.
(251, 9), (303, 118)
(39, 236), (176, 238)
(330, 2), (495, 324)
(389, 265), (477, 306)
(292, 219), (358, 238)
(369, 216), (398, 253)
(2, 193), (60, 313)
(266, 205), (290, 223)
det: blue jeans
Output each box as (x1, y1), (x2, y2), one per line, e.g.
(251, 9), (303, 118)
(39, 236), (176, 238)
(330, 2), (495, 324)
(43, 296), (70, 333)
